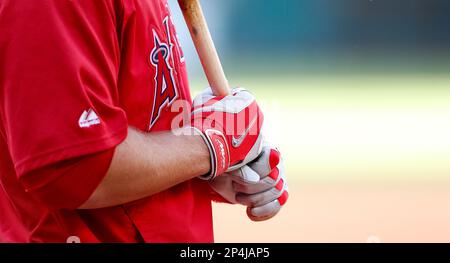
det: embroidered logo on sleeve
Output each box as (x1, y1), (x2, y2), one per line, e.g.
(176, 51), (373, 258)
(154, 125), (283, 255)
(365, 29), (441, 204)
(79, 108), (101, 128)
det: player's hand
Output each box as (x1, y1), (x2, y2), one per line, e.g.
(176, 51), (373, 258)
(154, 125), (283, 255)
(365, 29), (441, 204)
(191, 87), (264, 180)
(210, 144), (289, 221)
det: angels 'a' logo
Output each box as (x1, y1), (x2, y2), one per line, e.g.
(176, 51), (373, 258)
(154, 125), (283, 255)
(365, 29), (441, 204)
(149, 28), (178, 129)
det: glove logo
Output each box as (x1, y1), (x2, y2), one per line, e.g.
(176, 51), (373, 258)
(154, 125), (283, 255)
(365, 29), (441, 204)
(232, 116), (258, 148)
(216, 139), (227, 170)
(148, 19), (179, 130)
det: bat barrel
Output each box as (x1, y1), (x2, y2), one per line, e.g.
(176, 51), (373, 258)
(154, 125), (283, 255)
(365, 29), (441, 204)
(178, 0), (230, 96)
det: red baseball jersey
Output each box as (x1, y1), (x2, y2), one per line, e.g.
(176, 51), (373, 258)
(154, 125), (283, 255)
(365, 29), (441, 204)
(0, 0), (213, 242)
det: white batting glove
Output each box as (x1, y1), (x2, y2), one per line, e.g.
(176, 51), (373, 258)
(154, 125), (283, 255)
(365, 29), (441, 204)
(210, 144), (289, 221)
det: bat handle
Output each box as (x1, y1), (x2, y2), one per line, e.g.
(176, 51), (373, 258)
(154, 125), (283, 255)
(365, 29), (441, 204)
(178, 0), (230, 96)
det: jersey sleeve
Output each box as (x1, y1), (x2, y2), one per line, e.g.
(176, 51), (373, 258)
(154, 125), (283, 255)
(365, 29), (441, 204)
(0, 0), (127, 177)
(20, 148), (115, 210)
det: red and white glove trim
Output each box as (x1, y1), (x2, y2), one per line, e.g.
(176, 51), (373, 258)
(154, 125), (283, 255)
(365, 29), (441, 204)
(193, 127), (231, 180)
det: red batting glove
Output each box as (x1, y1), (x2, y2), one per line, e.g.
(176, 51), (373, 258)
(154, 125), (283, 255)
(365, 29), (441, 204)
(191, 87), (264, 180)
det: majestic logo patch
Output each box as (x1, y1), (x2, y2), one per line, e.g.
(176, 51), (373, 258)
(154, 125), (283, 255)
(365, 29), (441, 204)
(148, 18), (180, 130)
(79, 108), (100, 128)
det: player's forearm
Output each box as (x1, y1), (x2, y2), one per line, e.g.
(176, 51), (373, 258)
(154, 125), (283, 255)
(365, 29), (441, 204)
(79, 127), (210, 209)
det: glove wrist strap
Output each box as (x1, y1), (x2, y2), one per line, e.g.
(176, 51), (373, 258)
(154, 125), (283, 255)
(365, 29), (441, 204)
(192, 127), (230, 180)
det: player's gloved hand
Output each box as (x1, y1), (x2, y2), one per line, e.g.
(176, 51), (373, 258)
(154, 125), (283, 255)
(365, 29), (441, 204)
(191, 87), (264, 180)
(210, 144), (289, 221)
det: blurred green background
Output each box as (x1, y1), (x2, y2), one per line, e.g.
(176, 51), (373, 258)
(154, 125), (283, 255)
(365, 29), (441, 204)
(169, 0), (450, 242)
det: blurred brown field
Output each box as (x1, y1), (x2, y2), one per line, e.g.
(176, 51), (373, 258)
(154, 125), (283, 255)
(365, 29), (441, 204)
(213, 182), (450, 243)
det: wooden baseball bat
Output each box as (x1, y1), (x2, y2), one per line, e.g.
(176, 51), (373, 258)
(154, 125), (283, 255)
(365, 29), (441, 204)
(178, 0), (230, 96)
